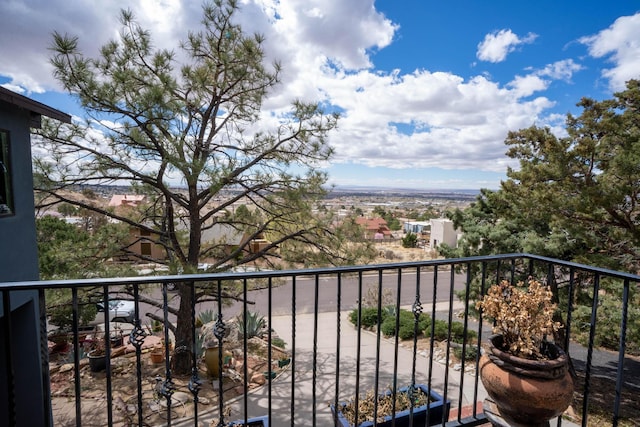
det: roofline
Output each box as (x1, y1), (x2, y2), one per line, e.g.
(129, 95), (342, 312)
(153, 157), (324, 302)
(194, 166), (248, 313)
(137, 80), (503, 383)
(0, 86), (71, 125)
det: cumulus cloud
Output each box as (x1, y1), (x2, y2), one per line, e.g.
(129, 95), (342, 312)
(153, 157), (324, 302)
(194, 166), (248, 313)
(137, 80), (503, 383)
(477, 29), (537, 63)
(324, 71), (553, 172)
(579, 12), (640, 91)
(0, 0), (600, 177)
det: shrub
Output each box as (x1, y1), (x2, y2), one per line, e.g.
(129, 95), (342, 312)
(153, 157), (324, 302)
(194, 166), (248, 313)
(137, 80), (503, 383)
(349, 307), (388, 329)
(430, 319), (449, 341)
(272, 337), (286, 349)
(453, 344), (478, 362)
(381, 309), (430, 339)
(426, 319), (477, 343)
(401, 232), (418, 248)
(450, 322), (477, 343)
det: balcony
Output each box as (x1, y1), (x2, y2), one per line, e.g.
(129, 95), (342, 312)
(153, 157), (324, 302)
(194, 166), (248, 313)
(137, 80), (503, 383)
(1, 253), (638, 426)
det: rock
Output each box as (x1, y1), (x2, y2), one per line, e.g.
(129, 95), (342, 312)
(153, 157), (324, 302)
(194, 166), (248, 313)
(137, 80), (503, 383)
(59, 363), (74, 373)
(250, 372), (266, 386)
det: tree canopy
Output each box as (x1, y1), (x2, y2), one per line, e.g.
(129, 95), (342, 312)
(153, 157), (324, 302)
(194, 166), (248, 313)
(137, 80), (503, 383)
(443, 79), (640, 273)
(34, 0), (373, 373)
(441, 80), (640, 354)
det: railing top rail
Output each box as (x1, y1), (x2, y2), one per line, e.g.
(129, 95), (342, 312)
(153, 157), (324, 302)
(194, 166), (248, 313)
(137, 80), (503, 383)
(1, 253), (638, 291)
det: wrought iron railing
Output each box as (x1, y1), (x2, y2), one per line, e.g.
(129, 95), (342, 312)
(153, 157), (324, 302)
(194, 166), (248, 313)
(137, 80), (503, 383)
(1, 253), (638, 426)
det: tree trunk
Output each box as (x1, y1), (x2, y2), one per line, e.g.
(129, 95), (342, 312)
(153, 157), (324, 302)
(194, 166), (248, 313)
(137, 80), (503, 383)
(170, 284), (194, 375)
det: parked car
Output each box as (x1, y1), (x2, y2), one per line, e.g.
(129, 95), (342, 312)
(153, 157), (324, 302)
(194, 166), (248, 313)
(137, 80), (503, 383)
(96, 299), (136, 324)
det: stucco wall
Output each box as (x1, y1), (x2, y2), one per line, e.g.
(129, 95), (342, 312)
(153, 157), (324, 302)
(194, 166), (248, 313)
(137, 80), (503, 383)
(0, 101), (49, 426)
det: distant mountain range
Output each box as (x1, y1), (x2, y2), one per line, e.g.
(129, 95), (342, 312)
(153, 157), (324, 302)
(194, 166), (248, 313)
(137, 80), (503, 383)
(326, 185), (480, 201)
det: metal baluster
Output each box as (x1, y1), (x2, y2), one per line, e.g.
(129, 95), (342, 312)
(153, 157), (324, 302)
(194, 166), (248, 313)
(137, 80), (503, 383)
(333, 272), (341, 427)
(160, 281), (175, 425)
(291, 275), (297, 427)
(215, 279), (226, 427)
(612, 278), (630, 427)
(102, 285), (114, 427)
(189, 280), (202, 424)
(129, 284), (146, 427)
(410, 266), (422, 426)
(71, 288), (82, 425)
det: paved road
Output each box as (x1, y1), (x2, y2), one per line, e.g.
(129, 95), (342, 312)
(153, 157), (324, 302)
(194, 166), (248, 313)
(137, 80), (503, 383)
(222, 269), (468, 317)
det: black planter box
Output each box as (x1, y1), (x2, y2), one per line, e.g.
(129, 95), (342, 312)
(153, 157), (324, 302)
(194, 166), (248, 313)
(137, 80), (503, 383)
(227, 415), (269, 426)
(331, 385), (450, 427)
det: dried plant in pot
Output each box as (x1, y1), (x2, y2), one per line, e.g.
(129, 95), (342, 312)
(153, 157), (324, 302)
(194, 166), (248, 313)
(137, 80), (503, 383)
(86, 333), (107, 372)
(331, 384), (449, 427)
(476, 279), (574, 426)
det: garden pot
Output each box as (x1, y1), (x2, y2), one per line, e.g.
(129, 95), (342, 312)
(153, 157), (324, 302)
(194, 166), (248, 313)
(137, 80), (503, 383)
(150, 349), (165, 364)
(278, 357), (290, 368)
(331, 384), (450, 427)
(204, 346), (232, 378)
(88, 350), (106, 372)
(479, 334), (574, 426)
(227, 415), (269, 426)
(110, 336), (123, 348)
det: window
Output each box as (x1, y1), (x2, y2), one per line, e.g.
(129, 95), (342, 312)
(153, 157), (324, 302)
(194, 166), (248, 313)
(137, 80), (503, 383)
(140, 242), (152, 256)
(140, 229), (151, 237)
(0, 130), (13, 216)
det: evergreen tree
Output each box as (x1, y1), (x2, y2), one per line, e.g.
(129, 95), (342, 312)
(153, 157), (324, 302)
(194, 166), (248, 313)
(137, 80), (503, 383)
(444, 79), (640, 272)
(34, 0), (373, 373)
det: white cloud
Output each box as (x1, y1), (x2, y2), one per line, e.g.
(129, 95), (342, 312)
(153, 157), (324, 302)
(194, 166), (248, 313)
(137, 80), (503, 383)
(0, 0), (593, 178)
(477, 29), (537, 63)
(580, 12), (640, 91)
(538, 59), (584, 81)
(324, 71), (553, 172)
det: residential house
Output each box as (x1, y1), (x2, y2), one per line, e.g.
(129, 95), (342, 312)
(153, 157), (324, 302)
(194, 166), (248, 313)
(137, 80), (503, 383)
(429, 218), (460, 249)
(201, 223), (273, 258)
(355, 217), (392, 239)
(123, 225), (167, 261)
(0, 86), (71, 426)
(108, 194), (145, 208)
(404, 220), (430, 235)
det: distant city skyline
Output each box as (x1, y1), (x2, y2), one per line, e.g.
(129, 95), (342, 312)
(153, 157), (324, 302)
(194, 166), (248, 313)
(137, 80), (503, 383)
(1, 1), (638, 190)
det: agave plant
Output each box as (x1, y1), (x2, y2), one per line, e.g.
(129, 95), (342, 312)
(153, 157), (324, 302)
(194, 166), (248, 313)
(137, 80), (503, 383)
(238, 310), (266, 339)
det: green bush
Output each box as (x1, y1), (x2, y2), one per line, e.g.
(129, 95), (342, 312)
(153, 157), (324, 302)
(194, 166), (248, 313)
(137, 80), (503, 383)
(430, 319), (449, 341)
(349, 307), (388, 329)
(572, 295), (640, 355)
(271, 337), (286, 349)
(401, 232), (418, 248)
(426, 319), (477, 343)
(450, 321), (477, 343)
(453, 344), (478, 361)
(380, 309), (430, 339)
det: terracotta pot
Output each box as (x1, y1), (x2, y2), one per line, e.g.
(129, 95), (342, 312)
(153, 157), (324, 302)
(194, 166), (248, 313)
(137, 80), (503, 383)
(204, 346), (232, 378)
(479, 335), (574, 426)
(150, 349), (165, 364)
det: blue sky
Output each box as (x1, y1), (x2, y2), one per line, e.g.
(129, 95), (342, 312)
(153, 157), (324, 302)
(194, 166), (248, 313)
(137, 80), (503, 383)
(1, 0), (639, 190)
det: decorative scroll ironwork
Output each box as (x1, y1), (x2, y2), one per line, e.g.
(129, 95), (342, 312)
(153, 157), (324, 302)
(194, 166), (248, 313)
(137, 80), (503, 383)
(129, 322), (146, 349)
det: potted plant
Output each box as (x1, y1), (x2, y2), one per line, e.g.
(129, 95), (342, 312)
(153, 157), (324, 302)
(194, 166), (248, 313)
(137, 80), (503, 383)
(150, 347), (165, 364)
(110, 327), (124, 348)
(331, 384), (450, 427)
(199, 321), (233, 378)
(86, 333), (107, 372)
(476, 279), (574, 426)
